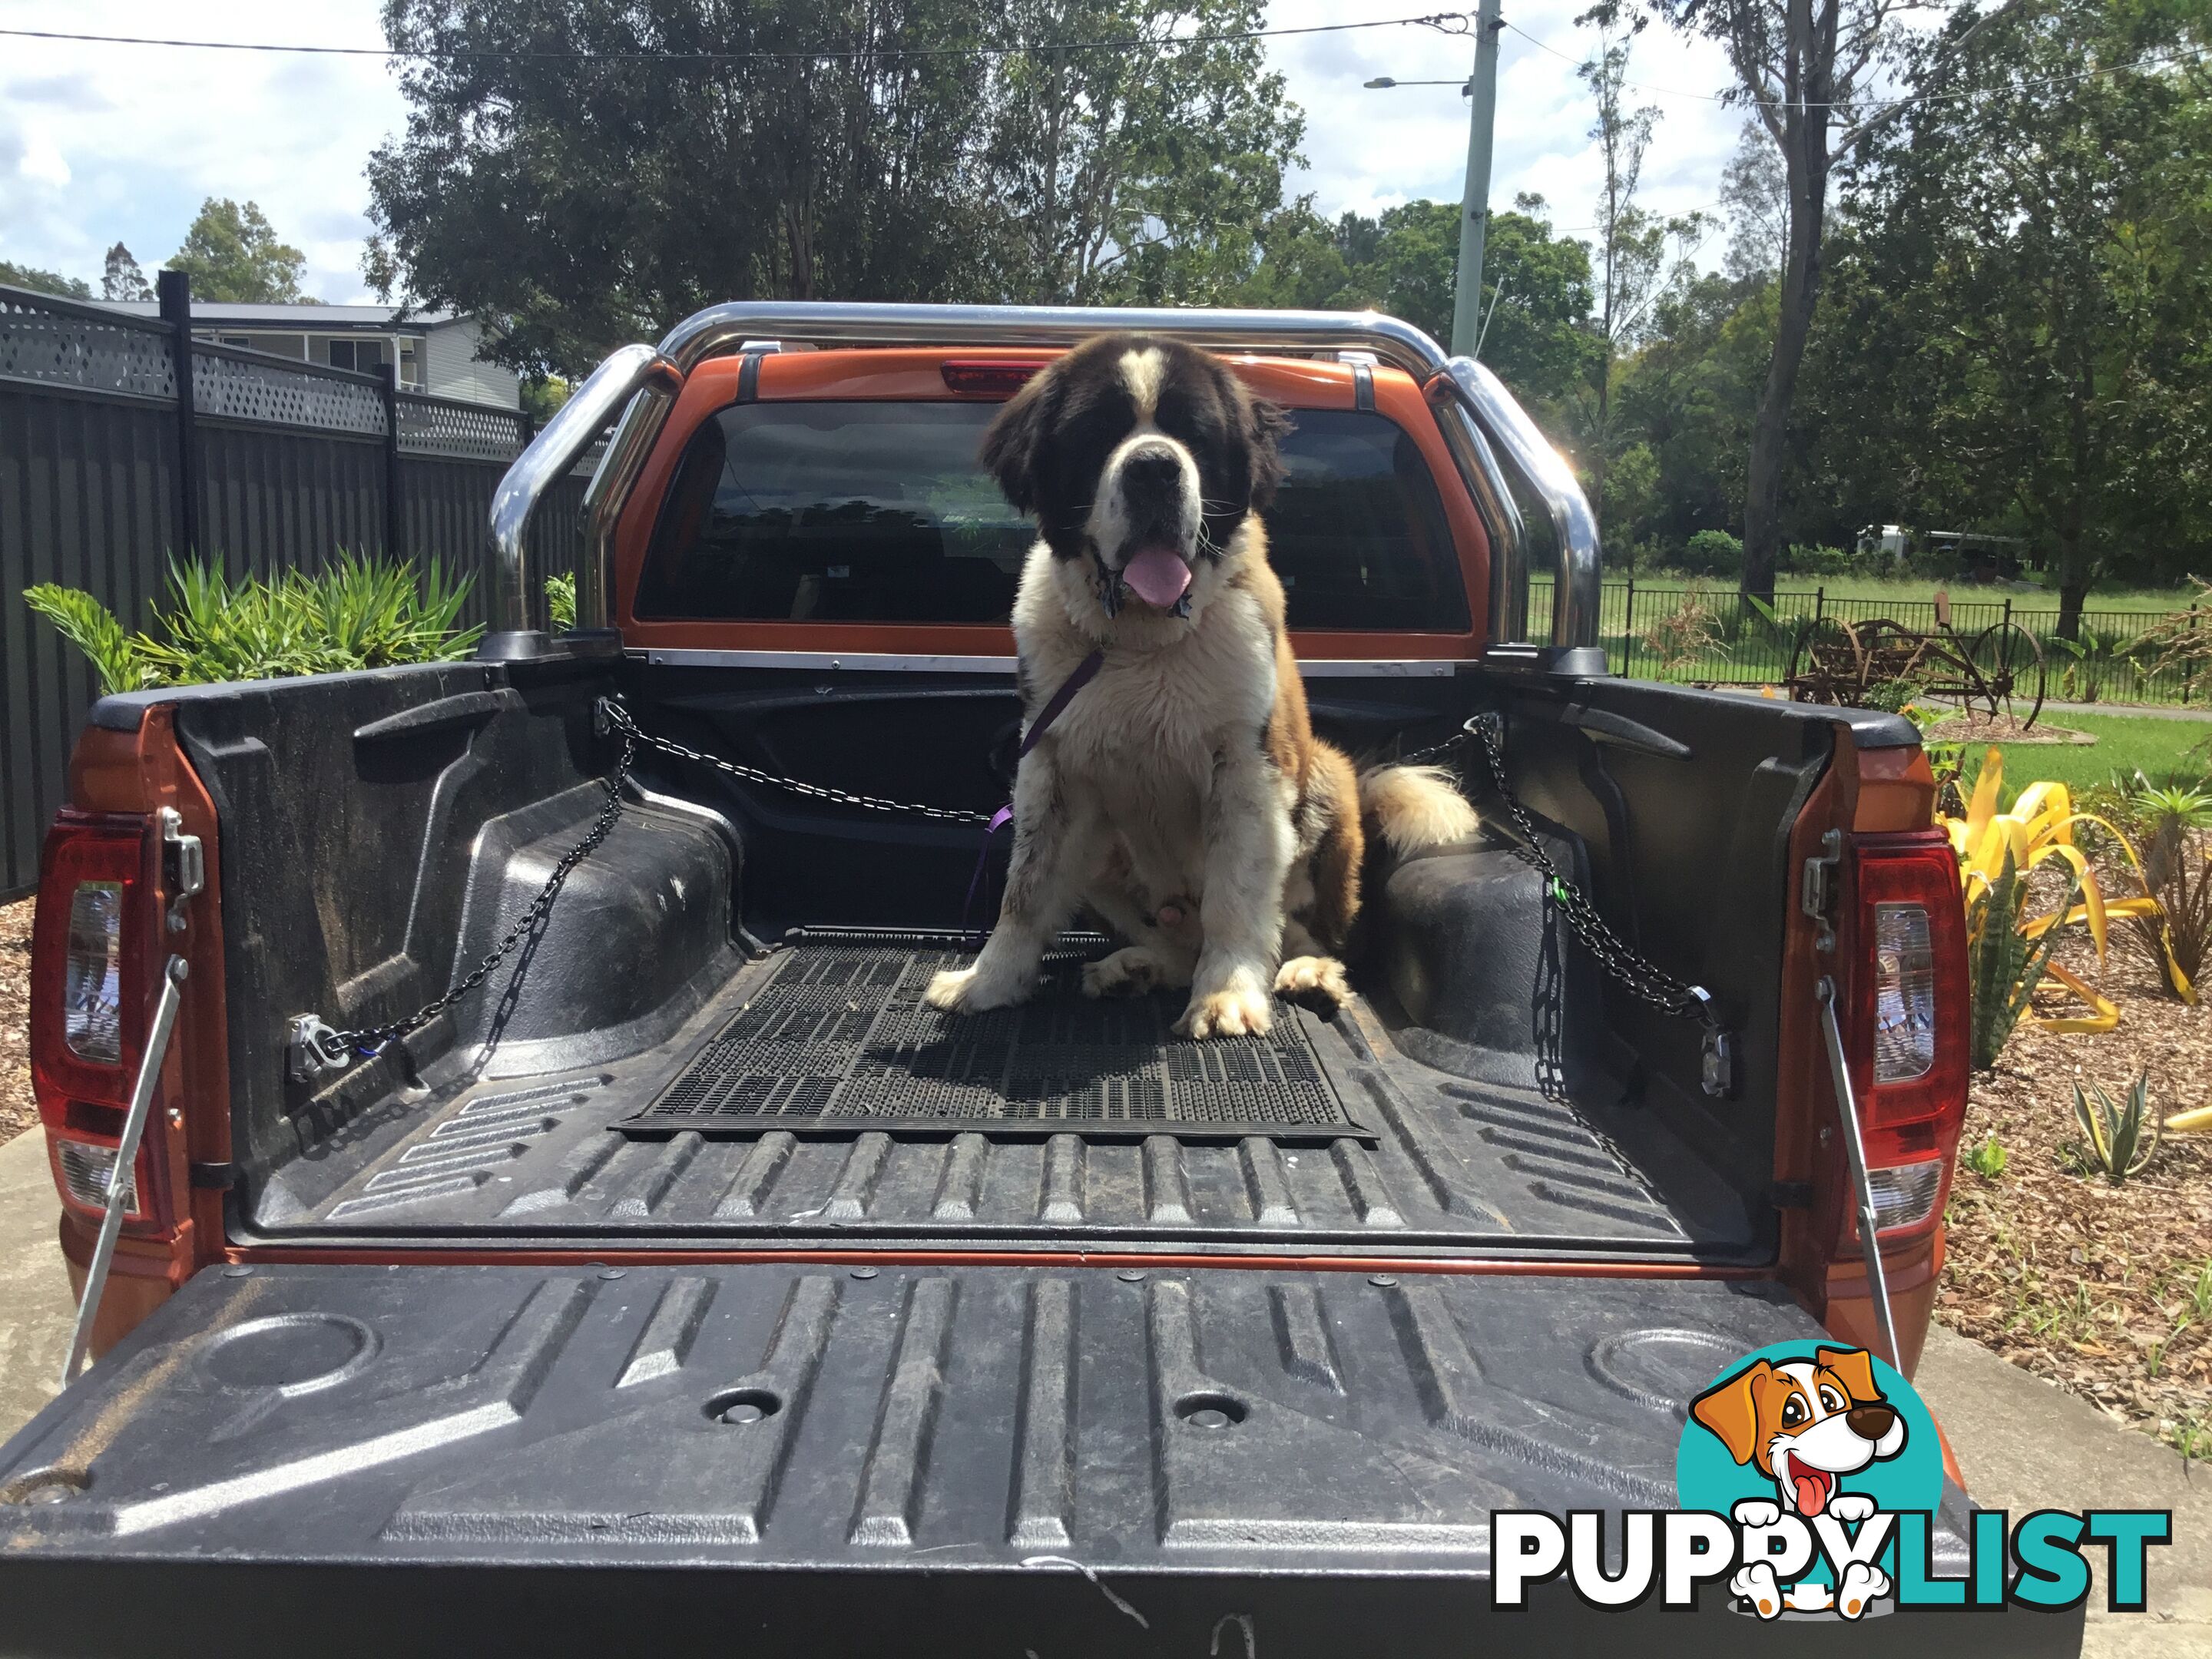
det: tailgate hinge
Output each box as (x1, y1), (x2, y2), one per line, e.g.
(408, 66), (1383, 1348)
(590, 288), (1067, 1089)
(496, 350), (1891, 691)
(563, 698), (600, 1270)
(159, 806), (204, 935)
(1800, 826), (1843, 952)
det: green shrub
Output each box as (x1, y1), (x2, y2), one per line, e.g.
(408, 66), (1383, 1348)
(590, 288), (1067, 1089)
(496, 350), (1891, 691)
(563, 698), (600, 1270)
(1780, 543), (1856, 577)
(1680, 529), (1743, 578)
(1962, 1134), (2008, 1179)
(25, 554), (480, 694)
(546, 572), (578, 633)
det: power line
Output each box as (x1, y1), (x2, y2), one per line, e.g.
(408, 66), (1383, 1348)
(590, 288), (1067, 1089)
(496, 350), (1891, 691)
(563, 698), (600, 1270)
(0, 11), (1475, 65)
(1502, 18), (2209, 116)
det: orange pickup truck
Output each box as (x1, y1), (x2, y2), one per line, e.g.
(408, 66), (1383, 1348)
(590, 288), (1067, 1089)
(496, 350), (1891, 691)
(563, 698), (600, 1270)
(4, 303), (2028, 1656)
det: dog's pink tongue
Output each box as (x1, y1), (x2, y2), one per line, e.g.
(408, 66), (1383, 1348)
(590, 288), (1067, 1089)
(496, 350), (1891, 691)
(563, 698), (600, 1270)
(1121, 545), (1192, 609)
(1792, 1469), (1830, 1516)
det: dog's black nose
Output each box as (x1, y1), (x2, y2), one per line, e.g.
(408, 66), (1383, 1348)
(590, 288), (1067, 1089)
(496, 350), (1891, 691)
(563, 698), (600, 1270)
(1121, 449), (1180, 489)
(1846, 1403), (1896, 1440)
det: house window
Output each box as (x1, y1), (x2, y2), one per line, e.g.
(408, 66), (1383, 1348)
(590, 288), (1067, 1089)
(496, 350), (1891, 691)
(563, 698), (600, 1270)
(328, 339), (386, 373)
(398, 342), (422, 389)
(218, 334), (250, 349)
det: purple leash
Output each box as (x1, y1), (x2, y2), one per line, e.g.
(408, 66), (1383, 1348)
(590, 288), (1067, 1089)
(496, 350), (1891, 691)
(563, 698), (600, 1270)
(964, 649), (1105, 945)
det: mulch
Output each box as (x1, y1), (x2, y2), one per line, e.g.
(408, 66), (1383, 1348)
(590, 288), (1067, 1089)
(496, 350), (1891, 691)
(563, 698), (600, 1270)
(0, 899), (31, 1144)
(1938, 921), (2212, 1459)
(1924, 712), (2096, 745)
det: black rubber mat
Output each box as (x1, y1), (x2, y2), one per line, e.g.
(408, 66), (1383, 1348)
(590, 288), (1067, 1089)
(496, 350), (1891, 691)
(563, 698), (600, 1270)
(614, 942), (1370, 1142)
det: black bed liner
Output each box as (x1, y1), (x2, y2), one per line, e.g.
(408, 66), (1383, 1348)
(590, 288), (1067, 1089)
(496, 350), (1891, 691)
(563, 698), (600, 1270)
(250, 942), (1755, 1257)
(0, 1260), (2063, 1659)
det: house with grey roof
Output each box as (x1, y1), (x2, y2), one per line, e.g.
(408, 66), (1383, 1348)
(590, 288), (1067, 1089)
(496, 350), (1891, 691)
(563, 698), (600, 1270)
(92, 300), (521, 409)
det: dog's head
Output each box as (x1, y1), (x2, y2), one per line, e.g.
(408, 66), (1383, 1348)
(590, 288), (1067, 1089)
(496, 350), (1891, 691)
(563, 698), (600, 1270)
(1690, 1347), (1907, 1518)
(980, 334), (1290, 625)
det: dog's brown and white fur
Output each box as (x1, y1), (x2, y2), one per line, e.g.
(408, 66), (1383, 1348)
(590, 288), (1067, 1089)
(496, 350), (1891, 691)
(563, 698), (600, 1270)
(924, 333), (1476, 1038)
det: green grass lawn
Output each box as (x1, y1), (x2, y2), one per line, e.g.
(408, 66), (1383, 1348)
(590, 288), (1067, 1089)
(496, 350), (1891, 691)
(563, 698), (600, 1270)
(1773, 575), (2197, 615)
(1955, 710), (2212, 808)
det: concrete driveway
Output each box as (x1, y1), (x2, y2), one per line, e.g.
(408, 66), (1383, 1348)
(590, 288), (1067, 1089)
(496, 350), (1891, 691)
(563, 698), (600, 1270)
(0, 1126), (74, 1435)
(0, 1125), (2202, 1647)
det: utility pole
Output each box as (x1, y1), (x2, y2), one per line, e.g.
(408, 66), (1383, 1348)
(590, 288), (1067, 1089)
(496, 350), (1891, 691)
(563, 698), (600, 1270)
(1451, 0), (1503, 359)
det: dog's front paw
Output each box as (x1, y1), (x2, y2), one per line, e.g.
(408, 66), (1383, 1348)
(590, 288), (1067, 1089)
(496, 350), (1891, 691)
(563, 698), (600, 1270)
(1826, 1492), (1877, 1525)
(1836, 1560), (1890, 1619)
(1273, 955), (1349, 1012)
(1174, 985), (1272, 1039)
(924, 965), (1028, 1015)
(1731, 1498), (1783, 1528)
(1084, 947), (1165, 999)
(1730, 1563), (1785, 1620)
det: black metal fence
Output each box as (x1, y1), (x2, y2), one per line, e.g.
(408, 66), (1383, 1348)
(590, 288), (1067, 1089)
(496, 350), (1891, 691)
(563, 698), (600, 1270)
(1531, 579), (2205, 707)
(1, 276), (590, 900)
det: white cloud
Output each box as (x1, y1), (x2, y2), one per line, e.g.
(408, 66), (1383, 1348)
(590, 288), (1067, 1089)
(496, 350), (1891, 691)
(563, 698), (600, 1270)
(0, 0), (1754, 302)
(16, 129), (71, 189)
(1271, 1), (1746, 244)
(0, 0), (405, 298)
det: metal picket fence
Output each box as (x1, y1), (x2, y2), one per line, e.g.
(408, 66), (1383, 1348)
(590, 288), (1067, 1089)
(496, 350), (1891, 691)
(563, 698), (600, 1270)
(1530, 578), (2205, 708)
(1, 274), (592, 899)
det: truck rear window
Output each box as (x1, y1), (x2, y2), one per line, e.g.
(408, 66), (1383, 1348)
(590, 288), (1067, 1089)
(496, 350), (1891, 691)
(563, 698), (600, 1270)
(634, 401), (1469, 631)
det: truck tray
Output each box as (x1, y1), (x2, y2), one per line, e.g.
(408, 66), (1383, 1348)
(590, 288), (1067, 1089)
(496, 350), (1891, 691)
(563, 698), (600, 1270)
(612, 941), (1370, 1143)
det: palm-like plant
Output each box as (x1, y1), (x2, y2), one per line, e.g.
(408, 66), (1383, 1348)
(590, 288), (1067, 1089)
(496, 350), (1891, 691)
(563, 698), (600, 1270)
(25, 554), (481, 691)
(2126, 784), (2212, 1001)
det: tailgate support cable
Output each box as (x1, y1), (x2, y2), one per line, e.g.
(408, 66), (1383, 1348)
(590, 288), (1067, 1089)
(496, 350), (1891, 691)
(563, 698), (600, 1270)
(1813, 975), (1902, 1368)
(64, 955), (188, 1384)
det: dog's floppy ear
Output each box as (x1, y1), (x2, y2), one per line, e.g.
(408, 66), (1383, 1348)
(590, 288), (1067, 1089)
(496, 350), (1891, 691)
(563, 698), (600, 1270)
(979, 366), (1059, 516)
(1690, 1360), (1770, 1466)
(1815, 1346), (1883, 1406)
(1241, 395), (1293, 510)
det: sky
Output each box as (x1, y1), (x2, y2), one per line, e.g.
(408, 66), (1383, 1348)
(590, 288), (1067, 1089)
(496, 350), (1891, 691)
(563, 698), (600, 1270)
(0, 1), (1752, 305)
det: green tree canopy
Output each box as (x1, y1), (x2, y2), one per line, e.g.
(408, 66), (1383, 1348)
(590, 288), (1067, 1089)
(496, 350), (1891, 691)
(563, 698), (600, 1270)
(0, 260), (92, 300)
(102, 243), (153, 302)
(1805, 0), (2212, 630)
(167, 200), (308, 303)
(366, 0), (1303, 376)
(1230, 194), (1595, 414)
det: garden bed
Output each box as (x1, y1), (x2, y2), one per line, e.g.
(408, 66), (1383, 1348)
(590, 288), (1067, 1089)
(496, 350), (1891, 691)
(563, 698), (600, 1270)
(0, 898), (31, 1144)
(1923, 713), (2094, 745)
(1939, 926), (2212, 1461)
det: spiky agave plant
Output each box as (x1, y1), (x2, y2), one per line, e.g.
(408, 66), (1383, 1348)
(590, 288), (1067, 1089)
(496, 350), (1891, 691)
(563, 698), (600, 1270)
(1966, 839), (2082, 1070)
(2071, 1071), (2161, 1184)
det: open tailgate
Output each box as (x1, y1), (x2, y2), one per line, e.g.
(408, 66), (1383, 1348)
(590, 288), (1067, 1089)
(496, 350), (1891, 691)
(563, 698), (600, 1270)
(0, 1263), (2068, 1656)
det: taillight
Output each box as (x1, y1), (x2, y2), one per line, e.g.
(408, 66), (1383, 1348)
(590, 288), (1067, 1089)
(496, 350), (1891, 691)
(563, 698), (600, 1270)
(30, 811), (167, 1227)
(1835, 830), (1969, 1239)
(62, 880), (126, 1063)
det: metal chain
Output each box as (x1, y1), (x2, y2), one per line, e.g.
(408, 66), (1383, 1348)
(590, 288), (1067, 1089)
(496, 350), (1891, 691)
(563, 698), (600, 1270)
(335, 720), (638, 1050)
(335, 696), (1001, 1054)
(599, 697), (997, 826)
(1452, 714), (1718, 1028)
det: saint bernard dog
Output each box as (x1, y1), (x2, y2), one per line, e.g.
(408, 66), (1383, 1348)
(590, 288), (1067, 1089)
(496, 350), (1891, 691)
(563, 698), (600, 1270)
(925, 333), (1478, 1039)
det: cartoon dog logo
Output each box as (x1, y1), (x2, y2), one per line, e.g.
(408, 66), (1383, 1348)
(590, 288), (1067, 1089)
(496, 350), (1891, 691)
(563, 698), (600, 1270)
(1690, 1346), (1908, 1618)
